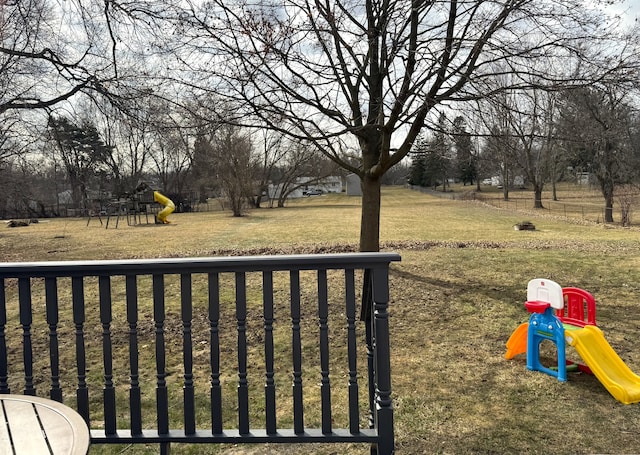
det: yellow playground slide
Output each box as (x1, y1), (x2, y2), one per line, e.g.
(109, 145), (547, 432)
(566, 325), (640, 405)
(153, 191), (175, 224)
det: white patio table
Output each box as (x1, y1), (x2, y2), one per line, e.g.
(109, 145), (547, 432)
(0, 394), (90, 454)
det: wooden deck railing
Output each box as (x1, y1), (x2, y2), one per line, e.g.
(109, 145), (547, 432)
(0, 253), (399, 454)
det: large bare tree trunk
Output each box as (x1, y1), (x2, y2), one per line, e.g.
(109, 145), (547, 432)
(603, 185), (615, 223)
(533, 184), (544, 209)
(604, 195), (614, 223)
(359, 175), (381, 252)
(501, 167), (509, 201)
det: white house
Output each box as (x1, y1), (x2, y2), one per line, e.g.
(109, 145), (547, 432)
(482, 175), (524, 187)
(268, 176), (343, 200)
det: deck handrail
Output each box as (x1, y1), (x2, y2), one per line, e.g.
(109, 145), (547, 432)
(0, 252), (399, 454)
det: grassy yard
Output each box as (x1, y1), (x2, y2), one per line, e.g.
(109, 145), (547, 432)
(2, 186), (640, 454)
(440, 181), (639, 225)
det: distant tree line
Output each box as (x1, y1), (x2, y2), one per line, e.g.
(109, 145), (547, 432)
(0, 108), (341, 218)
(408, 82), (640, 223)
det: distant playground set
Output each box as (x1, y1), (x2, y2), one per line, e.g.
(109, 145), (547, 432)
(87, 183), (175, 228)
(506, 278), (640, 404)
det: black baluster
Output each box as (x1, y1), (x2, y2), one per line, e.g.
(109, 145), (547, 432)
(181, 273), (195, 435)
(126, 275), (142, 435)
(153, 274), (169, 435)
(18, 277), (35, 396)
(72, 276), (89, 423)
(99, 276), (116, 435)
(263, 271), (276, 435)
(208, 272), (222, 434)
(345, 269), (360, 434)
(236, 272), (249, 435)
(317, 270), (332, 434)
(45, 277), (62, 402)
(290, 270), (304, 434)
(362, 269), (375, 430)
(372, 267), (395, 454)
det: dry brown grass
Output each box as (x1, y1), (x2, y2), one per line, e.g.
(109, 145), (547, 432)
(3, 187), (640, 454)
(459, 182), (639, 225)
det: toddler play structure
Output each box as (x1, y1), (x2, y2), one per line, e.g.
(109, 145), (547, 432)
(506, 278), (640, 404)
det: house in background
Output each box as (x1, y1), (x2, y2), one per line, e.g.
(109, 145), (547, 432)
(268, 176), (343, 200)
(482, 175), (524, 188)
(346, 174), (361, 196)
(577, 172), (592, 185)
(301, 176), (342, 195)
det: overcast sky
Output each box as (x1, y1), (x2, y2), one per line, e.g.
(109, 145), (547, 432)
(610, 0), (639, 25)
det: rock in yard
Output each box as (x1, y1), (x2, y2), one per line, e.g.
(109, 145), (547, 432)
(514, 221), (536, 231)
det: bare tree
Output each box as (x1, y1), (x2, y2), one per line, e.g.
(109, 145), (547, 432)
(192, 131), (219, 202)
(497, 87), (558, 209)
(112, 115), (152, 195)
(0, 115), (27, 162)
(144, 102), (196, 196)
(195, 125), (258, 216)
(476, 93), (519, 201)
(86, 99), (156, 197)
(147, 127), (193, 195)
(557, 84), (637, 222)
(252, 129), (289, 208)
(150, 0), (635, 251)
(0, 0), (119, 114)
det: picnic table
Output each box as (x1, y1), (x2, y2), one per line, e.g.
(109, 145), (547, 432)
(0, 394), (90, 454)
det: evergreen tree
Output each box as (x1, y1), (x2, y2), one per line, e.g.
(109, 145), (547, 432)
(408, 133), (429, 186)
(431, 113), (451, 191)
(452, 116), (476, 186)
(47, 116), (114, 210)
